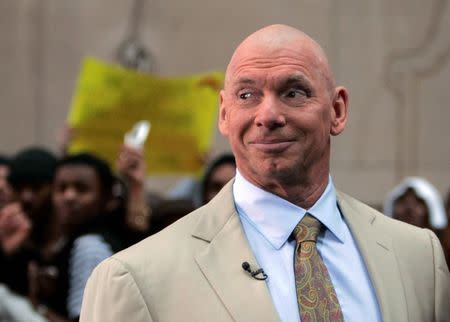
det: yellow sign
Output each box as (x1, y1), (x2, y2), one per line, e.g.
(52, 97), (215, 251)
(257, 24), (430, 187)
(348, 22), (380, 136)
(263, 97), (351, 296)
(68, 57), (223, 175)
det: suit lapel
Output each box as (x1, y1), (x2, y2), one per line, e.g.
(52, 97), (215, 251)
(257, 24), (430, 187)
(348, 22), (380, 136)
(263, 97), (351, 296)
(191, 183), (408, 321)
(193, 181), (280, 322)
(337, 191), (408, 322)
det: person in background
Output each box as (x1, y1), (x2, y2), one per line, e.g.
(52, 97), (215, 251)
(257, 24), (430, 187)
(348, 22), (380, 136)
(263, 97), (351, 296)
(0, 202), (31, 256)
(0, 155), (13, 209)
(30, 153), (122, 322)
(58, 123), (157, 247)
(383, 176), (448, 232)
(147, 198), (196, 236)
(7, 147), (59, 253)
(116, 145), (152, 233)
(0, 147), (59, 298)
(147, 154), (235, 235)
(384, 177), (449, 269)
(167, 153), (236, 208)
(166, 150), (213, 204)
(0, 201), (33, 297)
(199, 153), (236, 206)
(0, 155), (23, 285)
(0, 204), (37, 321)
(113, 144), (164, 247)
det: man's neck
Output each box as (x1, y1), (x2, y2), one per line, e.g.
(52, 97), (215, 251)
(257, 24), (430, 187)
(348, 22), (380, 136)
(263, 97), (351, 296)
(266, 179), (328, 209)
(239, 169), (330, 209)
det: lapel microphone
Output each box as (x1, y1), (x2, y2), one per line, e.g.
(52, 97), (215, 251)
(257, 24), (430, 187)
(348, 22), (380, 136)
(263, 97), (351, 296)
(241, 262), (268, 280)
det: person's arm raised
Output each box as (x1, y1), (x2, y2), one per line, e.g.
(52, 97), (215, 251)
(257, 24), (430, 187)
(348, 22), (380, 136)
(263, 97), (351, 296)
(0, 202), (31, 256)
(117, 144), (151, 233)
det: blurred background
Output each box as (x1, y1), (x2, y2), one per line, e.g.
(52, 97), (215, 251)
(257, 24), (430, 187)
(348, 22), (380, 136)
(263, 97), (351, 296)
(1, 0), (449, 205)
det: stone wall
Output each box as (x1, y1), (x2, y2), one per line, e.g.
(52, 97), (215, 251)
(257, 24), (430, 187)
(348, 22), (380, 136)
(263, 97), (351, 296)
(1, 0), (449, 203)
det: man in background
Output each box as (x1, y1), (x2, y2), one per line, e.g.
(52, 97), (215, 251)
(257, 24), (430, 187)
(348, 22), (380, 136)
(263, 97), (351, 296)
(0, 147), (58, 297)
(8, 147), (58, 252)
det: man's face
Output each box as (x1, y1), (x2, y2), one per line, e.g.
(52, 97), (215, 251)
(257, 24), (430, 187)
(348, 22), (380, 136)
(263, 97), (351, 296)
(219, 41), (344, 187)
(14, 181), (52, 219)
(52, 165), (105, 233)
(0, 165), (13, 209)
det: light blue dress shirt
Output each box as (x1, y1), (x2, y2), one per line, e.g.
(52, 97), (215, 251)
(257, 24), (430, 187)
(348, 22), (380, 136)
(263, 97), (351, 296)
(233, 170), (382, 322)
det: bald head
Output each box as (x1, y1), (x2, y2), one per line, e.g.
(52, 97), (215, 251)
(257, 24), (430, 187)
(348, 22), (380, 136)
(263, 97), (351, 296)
(225, 24), (335, 93)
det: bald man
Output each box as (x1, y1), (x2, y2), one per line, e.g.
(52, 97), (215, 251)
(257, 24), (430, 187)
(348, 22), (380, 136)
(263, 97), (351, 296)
(80, 25), (450, 322)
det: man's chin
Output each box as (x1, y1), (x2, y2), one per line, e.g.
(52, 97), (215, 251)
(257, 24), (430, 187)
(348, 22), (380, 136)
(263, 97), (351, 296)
(258, 164), (299, 183)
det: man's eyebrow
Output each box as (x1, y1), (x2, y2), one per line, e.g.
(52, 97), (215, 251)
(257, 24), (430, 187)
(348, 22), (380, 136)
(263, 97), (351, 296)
(234, 78), (256, 85)
(282, 75), (312, 87)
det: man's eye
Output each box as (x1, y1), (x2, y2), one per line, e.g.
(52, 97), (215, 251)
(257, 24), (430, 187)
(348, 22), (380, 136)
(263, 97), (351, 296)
(239, 92), (252, 100)
(284, 89), (307, 98)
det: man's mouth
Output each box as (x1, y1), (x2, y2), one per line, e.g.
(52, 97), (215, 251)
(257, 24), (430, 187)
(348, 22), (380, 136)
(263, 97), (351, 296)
(250, 139), (295, 153)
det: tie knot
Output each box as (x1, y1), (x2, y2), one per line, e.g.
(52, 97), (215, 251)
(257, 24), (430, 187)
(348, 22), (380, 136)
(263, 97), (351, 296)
(292, 214), (322, 243)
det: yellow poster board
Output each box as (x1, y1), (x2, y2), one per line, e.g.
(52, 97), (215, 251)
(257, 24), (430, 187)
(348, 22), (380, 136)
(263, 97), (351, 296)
(68, 57), (223, 175)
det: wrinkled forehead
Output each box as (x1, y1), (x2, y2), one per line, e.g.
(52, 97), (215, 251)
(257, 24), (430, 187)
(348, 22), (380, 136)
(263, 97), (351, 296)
(230, 48), (320, 77)
(225, 28), (332, 89)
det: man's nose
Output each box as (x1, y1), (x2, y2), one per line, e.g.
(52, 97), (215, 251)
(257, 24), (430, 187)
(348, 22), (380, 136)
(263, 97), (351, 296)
(254, 96), (286, 129)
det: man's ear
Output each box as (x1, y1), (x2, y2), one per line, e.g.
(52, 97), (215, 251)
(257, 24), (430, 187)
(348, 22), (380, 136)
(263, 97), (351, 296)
(330, 86), (349, 136)
(218, 90), (229, 136)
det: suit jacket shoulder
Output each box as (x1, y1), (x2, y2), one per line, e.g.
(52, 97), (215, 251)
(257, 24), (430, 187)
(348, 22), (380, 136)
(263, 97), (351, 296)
(81, 181), (280, 322)
(337, 191), (450, 322)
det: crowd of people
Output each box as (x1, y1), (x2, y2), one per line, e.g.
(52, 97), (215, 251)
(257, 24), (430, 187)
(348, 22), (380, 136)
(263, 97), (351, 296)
(1, 23), (450, 322)
(0, 143), (236, 321)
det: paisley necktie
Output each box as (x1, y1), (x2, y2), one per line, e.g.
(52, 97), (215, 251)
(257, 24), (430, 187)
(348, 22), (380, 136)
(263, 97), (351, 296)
(293, 214), (344, 322)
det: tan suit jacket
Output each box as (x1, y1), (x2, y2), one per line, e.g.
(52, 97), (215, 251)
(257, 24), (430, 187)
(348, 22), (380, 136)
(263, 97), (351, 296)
(80, 181), (450, 322)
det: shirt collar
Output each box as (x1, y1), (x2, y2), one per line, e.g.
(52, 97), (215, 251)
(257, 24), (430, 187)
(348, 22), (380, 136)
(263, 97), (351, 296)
(233, 170), (346, 249)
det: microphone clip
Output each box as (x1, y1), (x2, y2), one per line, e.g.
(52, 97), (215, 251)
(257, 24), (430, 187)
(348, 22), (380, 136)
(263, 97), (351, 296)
(242, 262), (268, 280)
